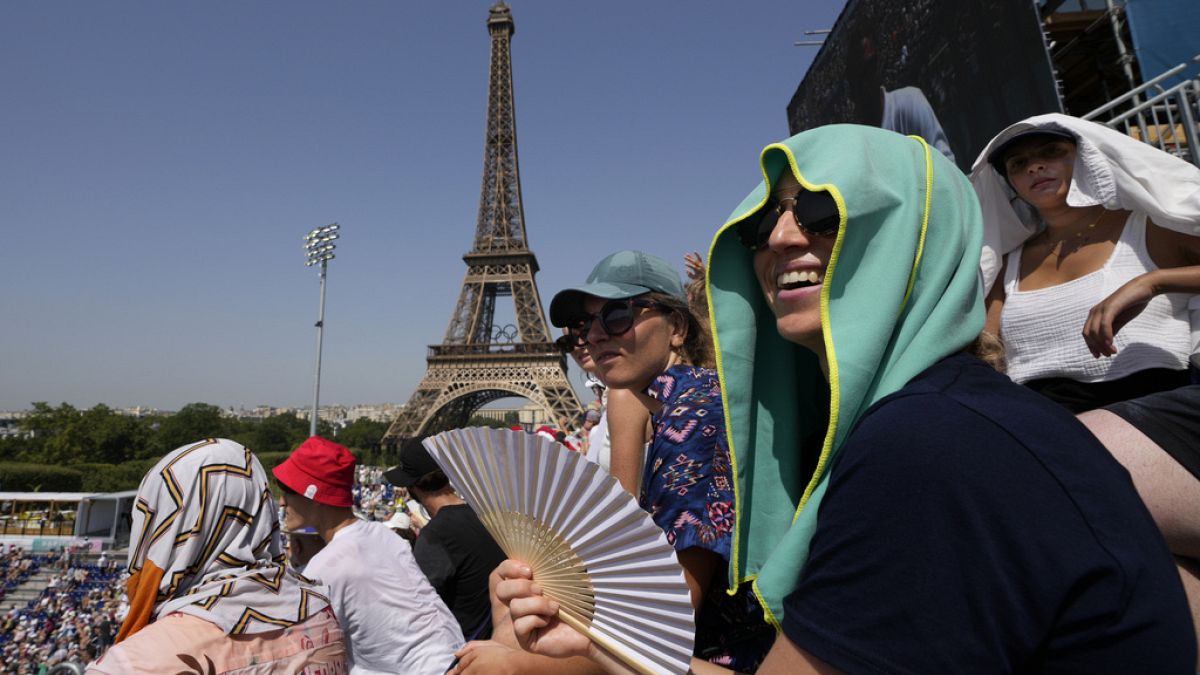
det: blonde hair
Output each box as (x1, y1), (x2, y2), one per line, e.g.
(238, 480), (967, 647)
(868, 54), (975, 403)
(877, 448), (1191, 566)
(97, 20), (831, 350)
(967, 331), (1006, 373)
(643, 291), (714, 369)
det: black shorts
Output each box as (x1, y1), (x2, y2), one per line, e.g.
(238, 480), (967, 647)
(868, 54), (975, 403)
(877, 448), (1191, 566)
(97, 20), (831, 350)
(1025, 368), (1190, 413)
(1104, 385), (1200, 482)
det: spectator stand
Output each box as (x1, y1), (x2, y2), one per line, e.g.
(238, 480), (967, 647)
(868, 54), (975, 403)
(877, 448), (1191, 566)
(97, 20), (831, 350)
(0, 546), (125, 673)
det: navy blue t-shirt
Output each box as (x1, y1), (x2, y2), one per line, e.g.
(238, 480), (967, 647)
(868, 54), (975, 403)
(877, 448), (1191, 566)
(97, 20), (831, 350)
(782, 353), (1194, 673)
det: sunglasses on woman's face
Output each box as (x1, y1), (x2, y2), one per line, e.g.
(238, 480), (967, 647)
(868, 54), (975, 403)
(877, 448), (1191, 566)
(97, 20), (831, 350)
(737, 188), (840, 251)
(559, 298), (668, 350)
(554, 332), (584, 354)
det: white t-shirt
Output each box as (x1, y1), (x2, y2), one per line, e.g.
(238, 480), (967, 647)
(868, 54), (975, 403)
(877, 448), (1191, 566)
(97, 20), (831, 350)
(585, 409), (611, 470)
(305, 519), (463, 675)
(584, 390), (611, 469)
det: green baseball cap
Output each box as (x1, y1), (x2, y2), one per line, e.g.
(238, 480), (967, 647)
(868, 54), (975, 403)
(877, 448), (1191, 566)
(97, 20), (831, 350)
(549, 250), (685, 326)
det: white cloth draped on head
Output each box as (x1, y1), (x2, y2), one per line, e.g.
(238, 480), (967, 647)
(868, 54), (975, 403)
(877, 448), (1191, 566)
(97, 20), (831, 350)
(118, 438), (330, 640)
(969, 112), (1200, 292)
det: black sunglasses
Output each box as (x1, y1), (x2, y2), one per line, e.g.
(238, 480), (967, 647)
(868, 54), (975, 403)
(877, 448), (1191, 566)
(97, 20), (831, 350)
(737, 188), (840, 251)
(554, 333), (583, 354)
(559, 298), (668, 349)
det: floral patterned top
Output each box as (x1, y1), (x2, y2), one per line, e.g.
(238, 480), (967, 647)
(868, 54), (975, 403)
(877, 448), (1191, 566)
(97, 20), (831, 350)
(643, 365), (773, 672)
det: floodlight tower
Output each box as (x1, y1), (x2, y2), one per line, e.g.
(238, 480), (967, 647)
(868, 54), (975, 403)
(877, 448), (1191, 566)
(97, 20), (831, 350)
(304, 223), (340, 437)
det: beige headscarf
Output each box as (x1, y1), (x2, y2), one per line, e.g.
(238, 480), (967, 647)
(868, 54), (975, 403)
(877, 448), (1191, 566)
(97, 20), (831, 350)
(116, 438), (330, 642)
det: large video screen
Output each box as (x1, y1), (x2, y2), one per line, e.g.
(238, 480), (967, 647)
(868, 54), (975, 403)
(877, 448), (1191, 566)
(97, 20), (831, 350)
(787, 0), (1062, 170)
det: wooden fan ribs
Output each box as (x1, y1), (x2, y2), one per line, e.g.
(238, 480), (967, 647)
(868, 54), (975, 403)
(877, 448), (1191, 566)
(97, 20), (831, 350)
(422, 427), (695, 675)
(437, 429), (597, 623)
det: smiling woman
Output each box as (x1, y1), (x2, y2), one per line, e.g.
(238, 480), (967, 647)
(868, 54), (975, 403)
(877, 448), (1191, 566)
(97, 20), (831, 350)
(702, 123), (1194, 672)
(495, 125), (1195, 674)
(543, 250), (774, 671)
(745, 171), (840, 363)
(496, 125), (1198, 674)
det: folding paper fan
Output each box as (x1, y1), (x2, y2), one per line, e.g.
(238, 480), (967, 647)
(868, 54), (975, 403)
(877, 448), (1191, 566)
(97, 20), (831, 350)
(422, 426), (695, 675)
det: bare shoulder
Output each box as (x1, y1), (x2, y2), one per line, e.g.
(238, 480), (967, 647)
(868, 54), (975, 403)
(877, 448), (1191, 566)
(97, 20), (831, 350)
(605, 388), (648, 418)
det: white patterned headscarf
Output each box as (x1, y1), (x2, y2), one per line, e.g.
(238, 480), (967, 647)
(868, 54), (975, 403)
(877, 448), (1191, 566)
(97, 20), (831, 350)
(116, 438), (331, 642)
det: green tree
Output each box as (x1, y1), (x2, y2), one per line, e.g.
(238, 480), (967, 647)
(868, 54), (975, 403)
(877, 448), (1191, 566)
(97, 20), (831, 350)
(335, 418), (389, 465)
(336, 418), (389, 451)
(150, 403), (229, 455)
(17, 402), (74, 460)
(11, 402), (147, 465)
(0, 436), (26, 463)
(79, 404), (148, 463)
(232, 413), (310, 455)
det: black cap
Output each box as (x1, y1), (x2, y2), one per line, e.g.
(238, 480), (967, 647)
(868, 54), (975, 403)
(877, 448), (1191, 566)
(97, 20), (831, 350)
(987, 128), (1076, 175)
(383, 440), (442, 487)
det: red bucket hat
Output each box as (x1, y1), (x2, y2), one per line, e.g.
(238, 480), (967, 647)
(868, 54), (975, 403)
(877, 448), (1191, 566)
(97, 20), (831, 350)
(273, 436), (355, 508)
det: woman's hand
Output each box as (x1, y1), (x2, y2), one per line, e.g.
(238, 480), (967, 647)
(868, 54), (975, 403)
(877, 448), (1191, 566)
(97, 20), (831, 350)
(448, 640), (522, 675)
(494, 559), (591, 659)
(684, 251), (705, 281)
(487, 565), (518, 648)
(1083, 273), (1157, 357)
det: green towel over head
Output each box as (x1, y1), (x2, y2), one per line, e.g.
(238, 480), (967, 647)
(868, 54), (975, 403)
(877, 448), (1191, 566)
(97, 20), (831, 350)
(706, 124), (985, 626)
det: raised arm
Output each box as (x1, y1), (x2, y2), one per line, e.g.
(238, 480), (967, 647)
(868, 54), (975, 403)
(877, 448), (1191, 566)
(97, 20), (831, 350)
(1084, 223), (1200, 357)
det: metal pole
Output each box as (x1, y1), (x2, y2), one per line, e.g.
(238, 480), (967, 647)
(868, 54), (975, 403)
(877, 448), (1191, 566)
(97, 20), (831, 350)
(1104, 0), (1148, 139)
(303, 222), (338, 436)
(1105, 0), (1138, 94)
(310, 259), (328, 437)
(1178, 82), (1200, 167)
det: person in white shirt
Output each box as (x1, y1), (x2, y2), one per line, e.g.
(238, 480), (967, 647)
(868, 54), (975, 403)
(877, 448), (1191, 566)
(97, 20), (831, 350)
(275, 436), (464, 675)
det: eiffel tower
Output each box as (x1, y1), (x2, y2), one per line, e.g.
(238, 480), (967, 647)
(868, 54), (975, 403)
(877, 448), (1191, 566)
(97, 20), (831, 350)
(383, 1), (583, 443)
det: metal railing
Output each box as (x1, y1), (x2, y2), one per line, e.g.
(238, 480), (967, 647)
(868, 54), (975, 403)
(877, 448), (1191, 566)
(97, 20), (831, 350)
(427, 342), (559, 358)
(1083, 55), (1200, 167)
(0, 517), (76, 537)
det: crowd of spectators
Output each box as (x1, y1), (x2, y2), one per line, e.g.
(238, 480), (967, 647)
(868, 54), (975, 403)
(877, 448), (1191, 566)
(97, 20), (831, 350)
(0, 547), (125, 674)
(353, 464), (437, 532)
(353, 465), (400, 522)
(0, 468), (424, 671)
(0, 548), (43, 602)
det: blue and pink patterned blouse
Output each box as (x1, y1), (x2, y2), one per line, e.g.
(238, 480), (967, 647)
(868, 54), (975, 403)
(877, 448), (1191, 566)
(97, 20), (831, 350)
(642, 364), (773, 672)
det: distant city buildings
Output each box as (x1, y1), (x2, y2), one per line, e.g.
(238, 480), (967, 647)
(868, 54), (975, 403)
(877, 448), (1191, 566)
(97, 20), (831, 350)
(0, 412), (28, 439)
(0, 399), (560, 436)
(290, 403), (406, 427)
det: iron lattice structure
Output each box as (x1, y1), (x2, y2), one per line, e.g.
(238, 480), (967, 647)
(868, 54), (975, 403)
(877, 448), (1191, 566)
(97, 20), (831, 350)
(384, 2), (583, 443)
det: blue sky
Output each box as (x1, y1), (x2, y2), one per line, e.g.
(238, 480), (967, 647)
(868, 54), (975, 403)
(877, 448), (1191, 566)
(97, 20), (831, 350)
(1, 1), (845, 411)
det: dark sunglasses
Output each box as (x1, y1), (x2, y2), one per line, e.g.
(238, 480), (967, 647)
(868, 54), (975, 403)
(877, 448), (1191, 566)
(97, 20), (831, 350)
(554, 333), (583, 353)
(559, 298), (668, 349)
(737, 188), (840, 251)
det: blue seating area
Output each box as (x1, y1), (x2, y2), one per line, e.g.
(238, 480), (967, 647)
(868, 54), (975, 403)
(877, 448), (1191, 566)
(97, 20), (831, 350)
(0, 552), (49, 595)
(0, 549), (124, 669)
